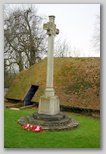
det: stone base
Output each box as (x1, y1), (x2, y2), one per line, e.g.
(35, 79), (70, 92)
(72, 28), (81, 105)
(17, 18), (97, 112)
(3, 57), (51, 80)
(17, 112), (79, 131)
(45, 87), (55, 97)
(38, 95), (60, 115)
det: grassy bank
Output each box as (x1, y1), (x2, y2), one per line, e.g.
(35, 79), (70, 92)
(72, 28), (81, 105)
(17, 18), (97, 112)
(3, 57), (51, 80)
(5, 58), (100, 110)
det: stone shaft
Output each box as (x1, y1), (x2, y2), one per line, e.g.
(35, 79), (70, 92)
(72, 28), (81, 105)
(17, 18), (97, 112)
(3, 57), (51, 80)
(44, 15), (59, 97)
(45, 34), (54, 97)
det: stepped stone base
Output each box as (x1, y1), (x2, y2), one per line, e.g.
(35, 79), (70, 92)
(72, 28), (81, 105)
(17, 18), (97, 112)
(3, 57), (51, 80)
(38, 95), (60, 115)
(17, 112), (79, 131)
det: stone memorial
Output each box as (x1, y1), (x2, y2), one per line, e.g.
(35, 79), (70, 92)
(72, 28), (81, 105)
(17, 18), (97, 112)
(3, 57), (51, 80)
(18, 16), (79, 131)
(38, 16), (60, 115)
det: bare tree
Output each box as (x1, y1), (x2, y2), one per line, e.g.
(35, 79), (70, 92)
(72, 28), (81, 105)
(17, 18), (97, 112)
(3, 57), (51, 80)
(4, 5), (47, 72)
(54, 39), (71, 57)
(54, 39), (83, 57)
(92, 15), (100, 53)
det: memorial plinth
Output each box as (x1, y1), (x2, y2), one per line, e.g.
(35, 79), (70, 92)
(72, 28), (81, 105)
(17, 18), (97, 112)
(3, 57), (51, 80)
(18, 16), (79, 131)
(38, 96), (60, 115)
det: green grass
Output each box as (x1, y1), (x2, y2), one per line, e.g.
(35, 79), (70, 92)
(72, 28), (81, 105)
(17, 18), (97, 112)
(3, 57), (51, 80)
(4, 109), (100, 148)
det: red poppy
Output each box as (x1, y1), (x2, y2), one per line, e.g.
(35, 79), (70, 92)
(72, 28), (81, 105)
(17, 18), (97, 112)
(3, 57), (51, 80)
(31, 126), (42, 132)
(22, 124), (42, 132)
(22, 124), (32, 130)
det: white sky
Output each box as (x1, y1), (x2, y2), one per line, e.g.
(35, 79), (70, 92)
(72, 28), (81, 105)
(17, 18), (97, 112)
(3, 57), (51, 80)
(5, 4), (100, 57)
(36, 4), (100, 57)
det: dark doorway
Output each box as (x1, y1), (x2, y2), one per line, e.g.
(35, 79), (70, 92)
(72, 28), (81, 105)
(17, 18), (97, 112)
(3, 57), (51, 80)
(24, 85), (39, 106)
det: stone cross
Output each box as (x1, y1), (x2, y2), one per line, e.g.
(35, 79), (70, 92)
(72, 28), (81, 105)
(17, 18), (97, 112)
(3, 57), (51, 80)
(18, 15), (79, 130)
(38, 16), (60, 115)
(43, 16), (59, 97)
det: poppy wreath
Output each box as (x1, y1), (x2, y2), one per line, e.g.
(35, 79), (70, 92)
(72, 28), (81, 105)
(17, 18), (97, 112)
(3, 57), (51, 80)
(22, 124), (42, 132)
(32, 125), (42, 132)
(22, 124), (32, 130)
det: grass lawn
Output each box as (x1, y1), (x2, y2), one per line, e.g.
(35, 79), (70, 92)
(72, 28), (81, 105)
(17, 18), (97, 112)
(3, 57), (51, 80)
(4, 109), (100, 148)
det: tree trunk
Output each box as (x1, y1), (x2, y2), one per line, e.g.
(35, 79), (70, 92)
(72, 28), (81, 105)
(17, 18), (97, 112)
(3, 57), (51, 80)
(18, 52), (23, 72)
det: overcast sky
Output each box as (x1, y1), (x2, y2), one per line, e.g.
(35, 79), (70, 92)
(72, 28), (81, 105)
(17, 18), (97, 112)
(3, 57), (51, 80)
(37, 4), (100, 57)
(5, 4), (100, 57)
